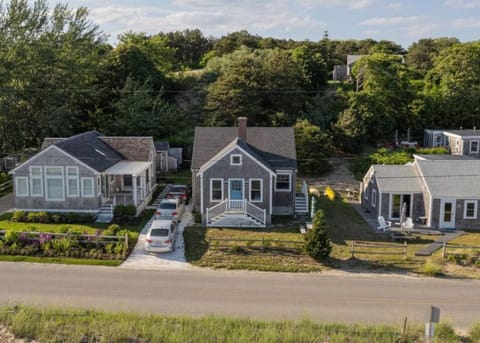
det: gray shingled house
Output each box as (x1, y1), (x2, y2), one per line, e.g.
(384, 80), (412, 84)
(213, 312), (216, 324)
(361, 154), (480, 230)
(10, 131), (157, 221)
(424, 128), (480, 159)
(191, 117), (301, 227)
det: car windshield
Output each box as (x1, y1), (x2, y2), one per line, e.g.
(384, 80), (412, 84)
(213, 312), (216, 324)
(170, 186), (186, 193)
(159, 203), (176, 209)
(150, 228), (169, 237)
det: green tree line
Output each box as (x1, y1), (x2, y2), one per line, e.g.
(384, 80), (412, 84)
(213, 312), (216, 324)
(1, 0), (479, 175)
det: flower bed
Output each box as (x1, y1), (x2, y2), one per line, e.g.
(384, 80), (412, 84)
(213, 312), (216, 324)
(0, 225), (138, 261)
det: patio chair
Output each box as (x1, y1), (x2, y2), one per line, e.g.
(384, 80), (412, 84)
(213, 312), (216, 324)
(403, 217), (414, 230)
(377, 216), (392, 232)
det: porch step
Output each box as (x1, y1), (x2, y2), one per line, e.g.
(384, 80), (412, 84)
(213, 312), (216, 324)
(208, 213), (264, 227)
(95, 203), (114, 223)
(295, 196), (308, 213)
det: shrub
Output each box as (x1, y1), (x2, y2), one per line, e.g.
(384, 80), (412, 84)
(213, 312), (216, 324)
(114, 205), (137, 224)
(11, 210), (26, 222)
(3, 230), (19, 245)
(324, 186), (335, 201)
(114, 242), (125, 255)
(304, 209), (332, 260)
(51, 214), (61, 223)
(103, 224), (120, 236)
(469, 322), (480, 342)
(36, 211), (50, 223)
(424, 260), (442, 277)
(433, 322), (458, 342)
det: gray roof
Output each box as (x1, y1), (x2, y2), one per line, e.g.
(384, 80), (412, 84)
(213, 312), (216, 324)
(372, 165), (422, 193)
(444, 129), (480, 137)
(155, 141), (170, 151)
(192, 127), (297, 170)
(347, 55), (366, 66)
(415, 154), (475, 161)
(99, 137), (154, 162)
(53, 131), (124, 172)
(416, 159), (480, 198)
(41, 138), (66, 150)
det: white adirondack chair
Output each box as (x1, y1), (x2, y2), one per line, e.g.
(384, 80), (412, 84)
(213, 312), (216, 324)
(377, 216), (392, 231)
(403, 217), (414, 230)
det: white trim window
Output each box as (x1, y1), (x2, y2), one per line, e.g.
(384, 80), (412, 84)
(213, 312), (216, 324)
(29, 166), (43, 197)
(364, 188), (368, 200)
(249, 179), (263, 202)
(230, 154), (242, 166)
(464, 200), (477, 219)
(66, 167), (79, 197)
(371, 189), (376, 207)
(81, 177), (95, 198)
(275, 174), (291, 192)
(45, 166), (64, 201)
(15, 176), (29, 197)
(470, 140), (479, 154)
(210, 178), (224, 202)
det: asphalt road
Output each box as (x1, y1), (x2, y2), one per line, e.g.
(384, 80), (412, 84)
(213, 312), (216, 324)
(1, 262), (480, 330)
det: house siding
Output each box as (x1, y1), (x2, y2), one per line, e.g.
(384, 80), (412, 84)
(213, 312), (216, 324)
(361, 176), (380, 217)
(13, 147), (101, 211)
(272, 172), (295, 215)
(431, 198), (480, 230)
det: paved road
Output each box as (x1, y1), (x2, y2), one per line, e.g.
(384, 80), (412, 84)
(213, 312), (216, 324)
(1, 262), (480, 330)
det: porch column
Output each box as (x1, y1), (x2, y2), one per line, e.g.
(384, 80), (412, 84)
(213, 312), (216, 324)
(133, 175), (138, 206)
(141, 170), (146, 199)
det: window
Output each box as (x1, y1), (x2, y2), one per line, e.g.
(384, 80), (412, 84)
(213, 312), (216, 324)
(470, 141), (479, 153)
(210, 179), (223, 202)
(123, 175), (132, 188)
(464, 200), (477, 219)
(66, 167), (79, 197)
(371, 189), (376, 207)
(390, 194), (412, 219)
(249, 179), (262, 202)
(275, 174), (291, 191)
(230, 154), (242, 166)
(45, 166), (64, 201)
(434, 135), (442, 147)
(15, 177), (29, 197)
(29, 166), (43, 197)
(81, 177), (95, 198)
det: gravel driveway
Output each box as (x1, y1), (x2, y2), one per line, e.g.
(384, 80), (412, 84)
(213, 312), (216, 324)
(120, 204), (194, 271)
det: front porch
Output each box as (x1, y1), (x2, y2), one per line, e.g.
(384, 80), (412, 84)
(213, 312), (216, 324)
(206, 199), (266, 227)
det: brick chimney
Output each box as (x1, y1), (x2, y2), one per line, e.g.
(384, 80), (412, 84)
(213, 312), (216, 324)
(237, 117), (247, 140)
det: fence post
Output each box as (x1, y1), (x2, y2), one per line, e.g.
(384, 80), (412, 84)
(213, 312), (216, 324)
(442, 242), (446, 259)
(351, 241), (355, 258)
(404, 240), (407, 260)
(124, 233), (128, 258)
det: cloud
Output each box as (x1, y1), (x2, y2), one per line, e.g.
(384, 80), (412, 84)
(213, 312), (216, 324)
(386, 2), (402, 10)
(359, 16), (418, 26)
(444, 0), (480, 8)
(451, 17), (480, 27)
(405, 23), (439, 37)
(298, 0), (377, 9)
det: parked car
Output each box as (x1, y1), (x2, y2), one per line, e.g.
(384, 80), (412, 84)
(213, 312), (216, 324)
(144, 219), (178, 253)
(155, 198), (185, 221)
(166, 184), (189, 202)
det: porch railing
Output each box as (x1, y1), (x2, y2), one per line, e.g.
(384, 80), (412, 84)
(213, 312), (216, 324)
(206, 199), (228, 224)
(227, 199), (245, 212)
(245, 201), (266, 224)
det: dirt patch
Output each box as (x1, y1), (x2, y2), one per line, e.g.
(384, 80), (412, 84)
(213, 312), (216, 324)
(304, 157), (359, 193)
(0, 325), (38, 343)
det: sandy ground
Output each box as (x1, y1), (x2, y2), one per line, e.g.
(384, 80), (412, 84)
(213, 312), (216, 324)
(0, 324), (37, 343)
(120, 204), (194, 271)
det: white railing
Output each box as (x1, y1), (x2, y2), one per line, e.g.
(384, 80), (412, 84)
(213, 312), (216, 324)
(227, 199), (245, 212)
(245, 201), (266, 224)
(206, 199), (228, 223)
(301, 180), (308, 199)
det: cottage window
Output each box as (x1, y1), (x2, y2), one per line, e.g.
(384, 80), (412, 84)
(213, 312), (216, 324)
(249, 179), (262, 202)
(66, 167), (79, 197)
(15, 177), (29, 197)
(81, 177), (95, 198)
(275, 174), (291, 191)
(464, 200), (477, 219)
(29, 166), (43, 197)
(470, 141), (479, 154)
(434, 135), (442, 147)
(45, 166), (64, 201)
(210, 179), (223, 202)
(123, 175), (132, 188)
(371, 189), (376, 207)
(230, 154), (242, 166)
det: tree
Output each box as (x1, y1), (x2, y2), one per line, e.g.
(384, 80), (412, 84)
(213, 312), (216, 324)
(163, 29), (215, 69)
(212, 30), (260, 56)
(406, 37), (459, 77)
(291, 45), (328, 91)
(304, 209), (332, 260)
(294, 119), (333, 175)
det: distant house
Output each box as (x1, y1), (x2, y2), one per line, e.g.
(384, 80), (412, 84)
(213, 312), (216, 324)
(191, 117), (306, 227)
(155, 141), (183, 173)
(361, 154), (480, 229)
(333, 54), (405, 81)
(10, 131), (157, 221)
(424, 128), (480, 158)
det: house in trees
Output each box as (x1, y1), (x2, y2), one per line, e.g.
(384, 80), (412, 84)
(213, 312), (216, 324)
(191, 117), (307, 227)
(361, 154), (480, 230)
(10, 131), (157, 222)
(424, 128), (480, 159)
(155, 141), (183, 173)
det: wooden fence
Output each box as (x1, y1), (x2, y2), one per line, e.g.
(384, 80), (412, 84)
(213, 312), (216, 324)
(441, 242), (480, 260)
(350, 241), (408, 259)
(0, 180), (12, 194)
(208, 237), (304, 252)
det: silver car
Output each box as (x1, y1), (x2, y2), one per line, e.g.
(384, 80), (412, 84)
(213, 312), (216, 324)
(156, 198), (185, 221)
(144, 219), (178, 253)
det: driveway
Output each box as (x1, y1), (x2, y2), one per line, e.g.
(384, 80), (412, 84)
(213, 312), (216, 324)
(120, 204), (194, 270)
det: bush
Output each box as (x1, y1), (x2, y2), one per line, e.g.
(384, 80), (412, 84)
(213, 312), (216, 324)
(469, 322), (480, 342)
(103, 224), (120, 236)
(3, 230), (19, 244)
(304, 210), (332, 260)
(424, 260), (442, 277)
(433, 322), (458, 342)
(114, 205), (137, 224)
(11, 211), (26, 222)
(324, 186), (335, 201)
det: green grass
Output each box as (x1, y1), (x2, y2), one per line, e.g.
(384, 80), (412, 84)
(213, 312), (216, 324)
(0, 255), (122, 266)
(0, 305), (427, 343)
(0, 216), (104, 233)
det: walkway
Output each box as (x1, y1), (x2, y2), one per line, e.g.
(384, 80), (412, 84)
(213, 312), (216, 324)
(415, 231), (465, 256)
(146, 184), (172, 209)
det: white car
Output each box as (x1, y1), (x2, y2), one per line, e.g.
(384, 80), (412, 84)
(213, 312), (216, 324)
(155, 198), (185, 222)
(144, 219), (178, 253)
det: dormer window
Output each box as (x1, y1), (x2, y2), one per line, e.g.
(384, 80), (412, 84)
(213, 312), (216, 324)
(230, 154), (242, 166)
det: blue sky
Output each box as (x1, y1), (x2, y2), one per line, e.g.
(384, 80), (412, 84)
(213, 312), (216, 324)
(49, 0), (480, 48)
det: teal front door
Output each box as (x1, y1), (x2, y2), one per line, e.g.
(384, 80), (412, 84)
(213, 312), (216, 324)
(229, 179), (244, 200)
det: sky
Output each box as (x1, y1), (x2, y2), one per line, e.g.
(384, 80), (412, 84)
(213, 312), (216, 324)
(46, 0), (480, 49)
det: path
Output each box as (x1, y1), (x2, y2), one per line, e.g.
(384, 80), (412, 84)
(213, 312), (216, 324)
(415, 231), (465, 256)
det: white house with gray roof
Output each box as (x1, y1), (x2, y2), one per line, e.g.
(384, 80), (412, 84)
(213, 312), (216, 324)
(10, 131), (157, 221)
(362, 154), (480, 230)
(191, 117), (300, 227)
